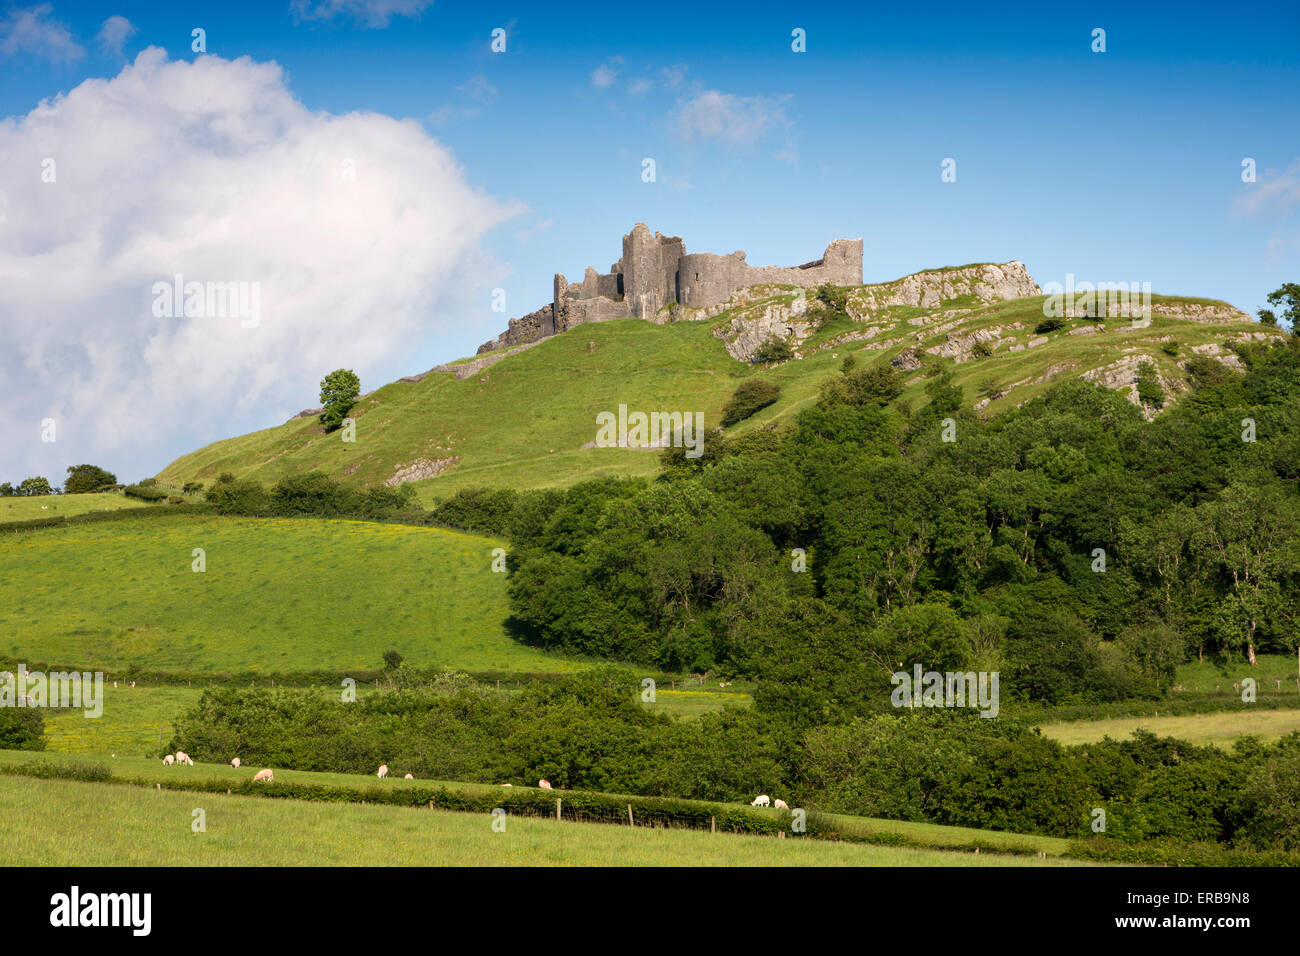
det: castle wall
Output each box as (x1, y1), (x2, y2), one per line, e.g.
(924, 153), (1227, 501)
(485, 226), (862, 353)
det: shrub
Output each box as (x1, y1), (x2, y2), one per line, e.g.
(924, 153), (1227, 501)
(1136, 361), (1164, 407)
(720, 379), (781, 428)
(752, 337), (794, 364)
(182, 482), (204, 494)
(63, 464), (118, 495)
(205, 477), (271, 515)
(1035, 318), (1067, 335)
(432, 488), (519, 535)
(0, 707), (45, 750)
(123, 483), (167, 502)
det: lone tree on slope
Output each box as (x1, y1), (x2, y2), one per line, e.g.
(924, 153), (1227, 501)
(319, 368), (361, 432)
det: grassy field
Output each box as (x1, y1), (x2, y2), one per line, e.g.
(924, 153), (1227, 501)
(0, 515), (580, 676)
(155, 283), (1277, 502)
(0, 775), (1088, 866)
(0, 492), (153, 523)
(1039, 708), (1300, 749)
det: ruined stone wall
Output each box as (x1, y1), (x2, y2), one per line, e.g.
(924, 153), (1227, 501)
(677, 239), (863, 309)
(483, 224), (863, 351)
(476, 303), (555, 354)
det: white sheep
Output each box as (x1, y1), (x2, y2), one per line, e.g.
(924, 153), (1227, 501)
(252, 769), (274, 782)
(404, 773), (413, 780)
(538, 779), (552, 790)
(231, 757), (241, 768)
(774, 798), (789, 810)
(751, 794), (770, 807)
(162, 754), (175, 766)
(377, 764), (389, 779)
(175, 751), (193, 766)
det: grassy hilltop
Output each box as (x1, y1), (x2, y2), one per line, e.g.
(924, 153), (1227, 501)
(155, 269), (1283, 503)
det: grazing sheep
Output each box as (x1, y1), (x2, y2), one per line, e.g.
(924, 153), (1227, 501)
(774, 798), (789, 810)
(162, 754), (175, 766)
(501, 783), (513, 787)
(377, 764), (389, 779)
(175, 751), (193, 766)
(404, 773), (413, 779)
(252, 769), (274, 783)
(538, 779), (552, 790)
(231, 757), (241, 769)
(751, 794), (770, 807)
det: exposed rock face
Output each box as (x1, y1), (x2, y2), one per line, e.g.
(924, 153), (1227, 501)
(847, 261), (1040, 317)
(1151, 303), (1252, 324)
(712, 296), (814, 363)
(709, 261), (1042, 363)
(385, 456), (458, 486)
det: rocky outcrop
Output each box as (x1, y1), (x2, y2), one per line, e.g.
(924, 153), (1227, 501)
(848, 261), (1040, 318)
(385, 456), (458, 486)
(711, 296), (813, 363)
(401, 340), (544, 383)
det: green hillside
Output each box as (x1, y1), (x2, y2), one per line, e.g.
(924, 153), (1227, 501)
(156, 274), (1282, 504)
(0, 515), (577, 676)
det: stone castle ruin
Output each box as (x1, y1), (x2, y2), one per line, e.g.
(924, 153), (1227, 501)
(478, 223), (864, 354)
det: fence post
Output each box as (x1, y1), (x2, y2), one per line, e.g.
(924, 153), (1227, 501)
(628, 804), (634, 826)
(710, 816), (716, 833)
(556, 797), (562, 821)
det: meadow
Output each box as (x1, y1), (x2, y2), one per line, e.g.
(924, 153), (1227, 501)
(0, 775), (1089, 866)
(0, 750), (1084, 865)
(1039, 709), (1300, 748)
(0, 515), (579, 676)
(0, 491), (152, 523)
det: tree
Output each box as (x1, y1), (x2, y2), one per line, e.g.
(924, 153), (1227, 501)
(1264, 282), (1300, 330)
(63, 464), (117, 494)
(319, 368), (361, 432)
(0, 483), (12, 497)
(18, 476), (52, 496)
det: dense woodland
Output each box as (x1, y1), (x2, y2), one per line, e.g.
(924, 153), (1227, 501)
(437, 341), (1300, 718)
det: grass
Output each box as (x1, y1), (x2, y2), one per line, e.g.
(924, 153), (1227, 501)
(0, 775), (1088, 866)
(0, 750), (1085, 864)
(1039, 709), (1300, 749)
(154, 281), (1276, 501)
(0, 492), (153, 523)
(0, 514), (581, 676)
(41, 686), (202, 756)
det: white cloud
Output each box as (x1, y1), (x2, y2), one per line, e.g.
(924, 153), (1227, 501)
(0, 4), (84, 63)
(96, 15), (137, 59)
(627, 77), (652, 96)
(0, 48), (515, 482)
(430, 73), (498, 124)
(660, 64), (688, 89)
(290, 0), (431, 28)
(514, 218), (553, 242)
(1232, 159), (1300, 219)
(673, 90), (792, 148)
(590, 64), (618, 89)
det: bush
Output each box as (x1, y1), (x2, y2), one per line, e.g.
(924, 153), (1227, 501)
(720, 379), (781, 428)
(432, 488), (519, 535)
(63, 464), (118, 495)
(123, 483), (167, 502)
(1035, 318), (1067, 334)
(205, 477), (271, 515)
(0, 707), (45, 750)
(752, 337), (794, 364)
(182, 482), (204, 494)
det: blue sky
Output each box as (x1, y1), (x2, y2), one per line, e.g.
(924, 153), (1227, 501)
(1, 0), (1297, 483)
